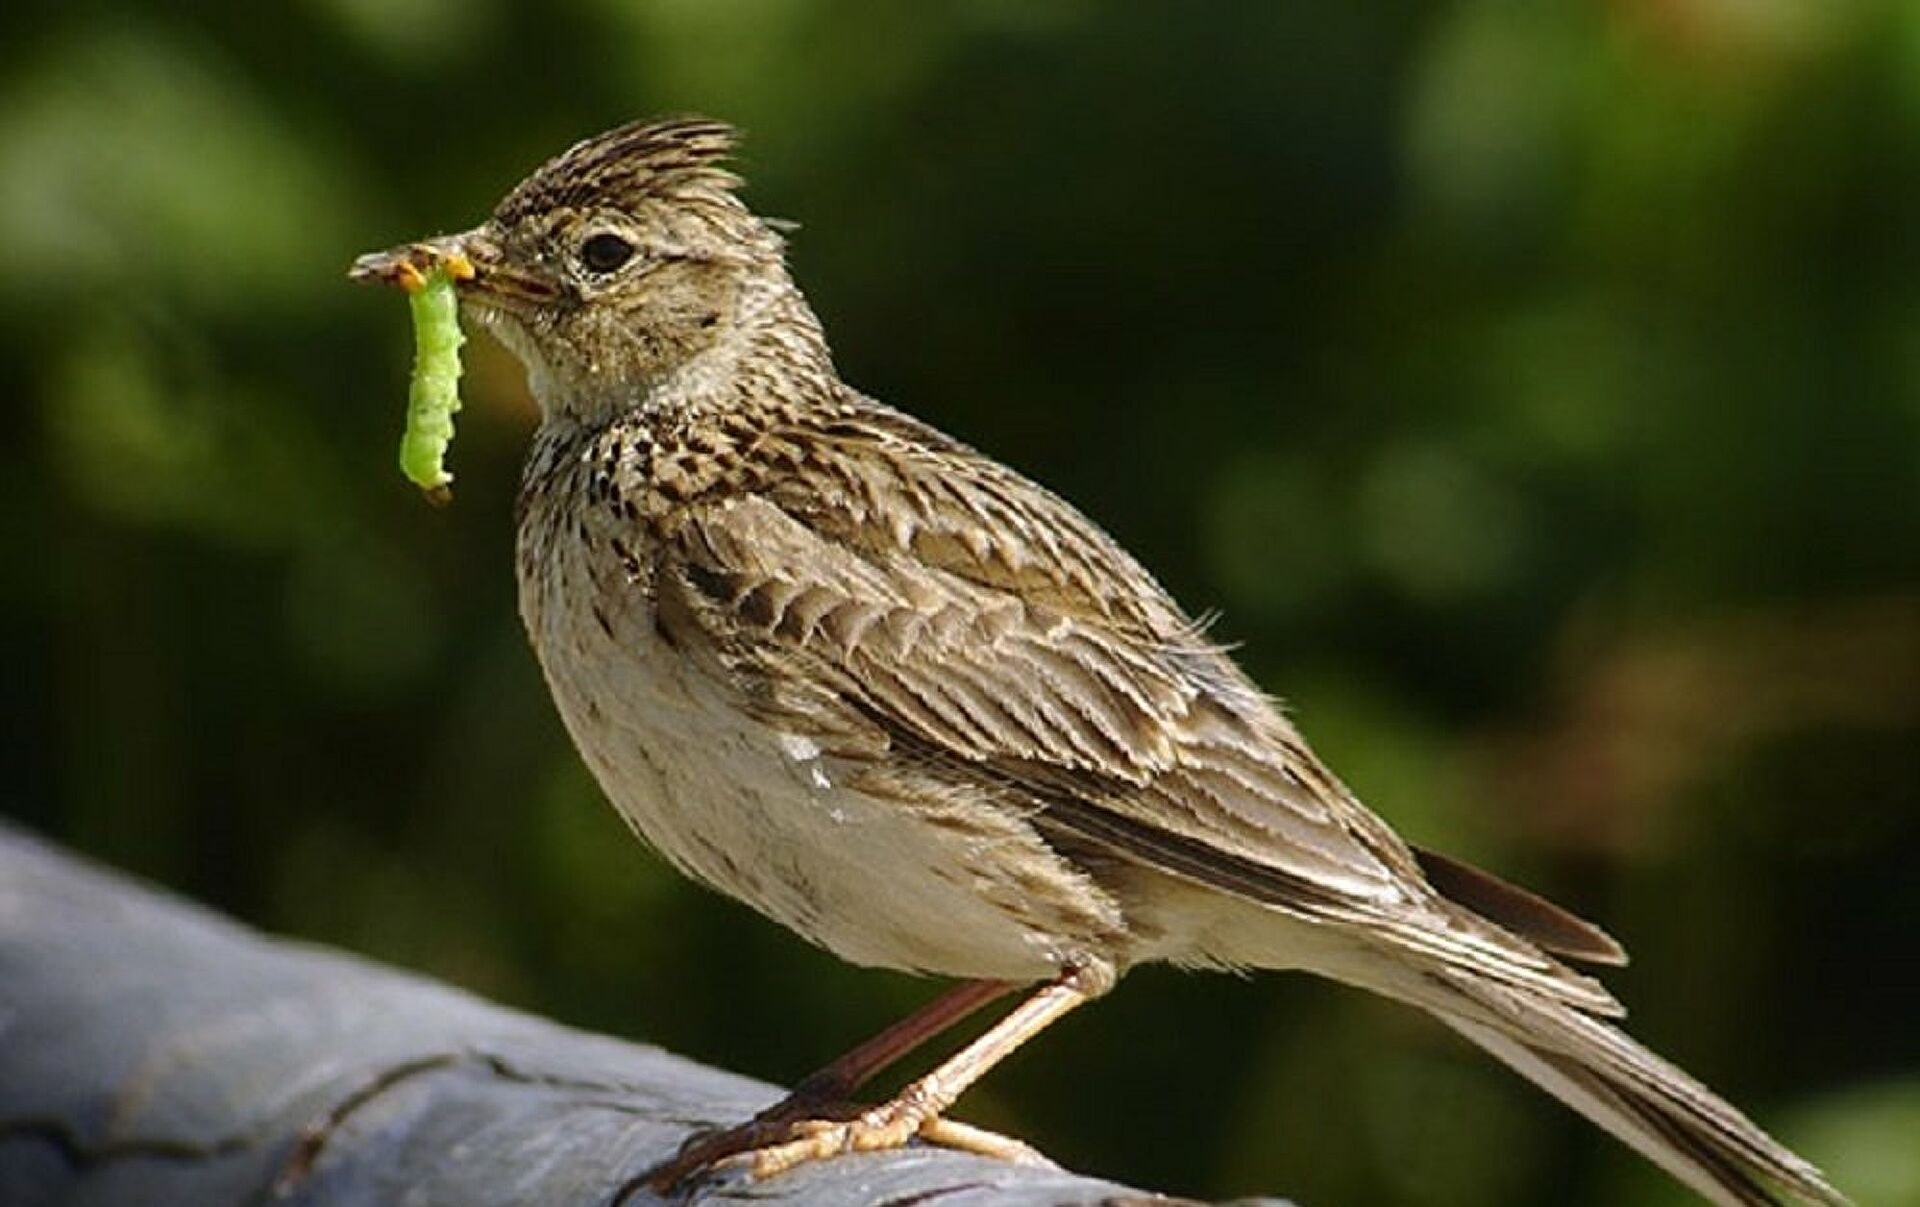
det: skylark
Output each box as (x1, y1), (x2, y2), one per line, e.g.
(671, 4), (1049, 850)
(352, 117), (1843, 1206)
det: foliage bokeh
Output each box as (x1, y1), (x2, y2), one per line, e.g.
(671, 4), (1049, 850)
(3, 2), (1916, 1203)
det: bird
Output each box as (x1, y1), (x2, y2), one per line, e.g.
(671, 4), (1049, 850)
(350, 116), (1844, 1205)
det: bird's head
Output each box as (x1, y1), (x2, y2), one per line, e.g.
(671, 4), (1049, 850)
(352, 117), (817, 422)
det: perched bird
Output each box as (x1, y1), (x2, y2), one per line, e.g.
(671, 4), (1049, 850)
(352, 117), (1844, 1205)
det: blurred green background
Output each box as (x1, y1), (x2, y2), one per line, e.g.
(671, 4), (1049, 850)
(3, 2), (1916, 1204)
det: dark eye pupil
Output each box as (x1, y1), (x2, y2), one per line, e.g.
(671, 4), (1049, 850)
(581, 233), (634, 273)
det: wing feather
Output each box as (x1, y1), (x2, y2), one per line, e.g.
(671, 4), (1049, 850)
(645, 398), (1616, 1011)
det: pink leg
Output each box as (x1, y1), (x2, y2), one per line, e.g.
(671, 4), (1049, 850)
(646, 966), (1109, 1190)
(646, 978), (1020, 1189)
(791, 978), (1019, 1101)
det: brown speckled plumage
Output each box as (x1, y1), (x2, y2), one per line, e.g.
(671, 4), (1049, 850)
(351, 117), (1843, 1205)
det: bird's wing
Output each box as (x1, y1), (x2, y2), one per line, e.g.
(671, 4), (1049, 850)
(646, 401), (1618, 1008)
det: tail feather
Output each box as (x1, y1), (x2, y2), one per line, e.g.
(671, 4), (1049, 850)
(1425, 974), (1845, 1206)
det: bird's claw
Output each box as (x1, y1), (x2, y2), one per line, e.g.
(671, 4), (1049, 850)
(732, 1104), (922, 1178)
(644, 1099), (1051, 1191)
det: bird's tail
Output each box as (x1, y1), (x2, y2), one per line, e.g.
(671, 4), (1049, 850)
(1404, 968), (1845, 1206)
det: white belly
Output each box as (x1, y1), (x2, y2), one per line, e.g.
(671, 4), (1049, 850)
(518, 526), (1076, 982)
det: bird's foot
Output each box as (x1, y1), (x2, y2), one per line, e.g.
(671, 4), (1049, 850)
(644, 1093), (1051, 1190)
(740, 1101), (1052, 1179)
(912, 1117), (1053, 1166)
(643, 1093), (855, 1192)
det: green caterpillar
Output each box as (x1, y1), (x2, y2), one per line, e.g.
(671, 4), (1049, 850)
(398, 264), (466, 502)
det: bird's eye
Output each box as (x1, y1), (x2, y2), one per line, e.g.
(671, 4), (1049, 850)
(579, 232), (636, 275)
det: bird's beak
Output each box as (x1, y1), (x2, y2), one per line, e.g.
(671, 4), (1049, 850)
(348, 230), (487, 295)
(350, 226), (560, 306)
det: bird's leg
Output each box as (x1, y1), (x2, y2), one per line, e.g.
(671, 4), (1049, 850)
(647, 965), (1108, 1189)
(744, 965), (1107, 1177)
(644, 978), (1021, 1189)
(788, 978), (1019, 1105)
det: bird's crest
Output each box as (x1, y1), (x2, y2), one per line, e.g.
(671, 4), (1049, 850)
(493, 116), (743, 224)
